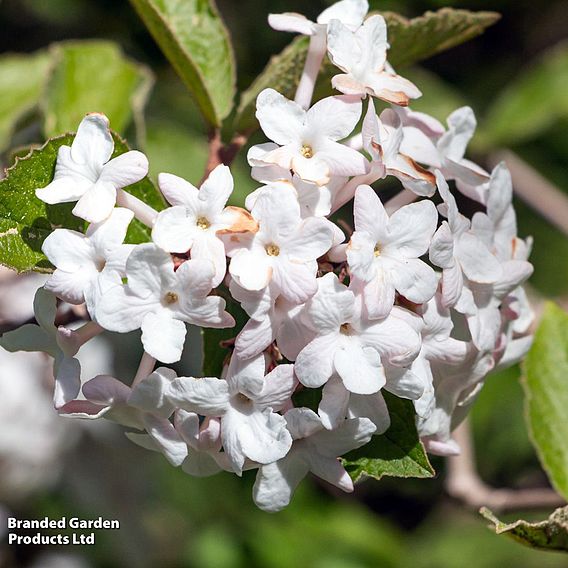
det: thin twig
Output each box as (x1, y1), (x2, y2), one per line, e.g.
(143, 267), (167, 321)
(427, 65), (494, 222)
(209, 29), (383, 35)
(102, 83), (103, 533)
(200, 130), (248, 184)
(446, 418), (565, 513)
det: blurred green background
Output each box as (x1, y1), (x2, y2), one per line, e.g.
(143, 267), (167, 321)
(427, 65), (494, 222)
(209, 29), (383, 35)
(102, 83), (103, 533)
(0, 0), (567, 566)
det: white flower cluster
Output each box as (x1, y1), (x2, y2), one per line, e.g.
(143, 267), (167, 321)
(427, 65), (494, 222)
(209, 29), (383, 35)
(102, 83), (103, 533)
(1, 0), (534, 512)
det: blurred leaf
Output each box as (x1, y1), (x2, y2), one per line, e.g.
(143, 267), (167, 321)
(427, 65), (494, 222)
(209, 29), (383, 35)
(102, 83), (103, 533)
(0, 134), (81, 272)
(0, 132), (162, 272)
(129, 0), (236, 128)
(342, 392), (434, 482)
(234, 8), (499, 133)
(481, 506), (568, 552)
(0, 51), (51, 153)
(43, 41), (153, 141)
(522, 302), (568, 500)
(483, 43), (568, 146)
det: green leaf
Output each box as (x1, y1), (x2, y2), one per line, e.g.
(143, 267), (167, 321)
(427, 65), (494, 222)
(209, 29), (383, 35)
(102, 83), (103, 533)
(0, 132), (162, 272)
(234, 8), (499, 134)
(342, 392), (434, 482)
(128, 0), (236, 128)
(483, 43), (568, 146)
(0, 51), (51, 153)
(43, 41), (153, 141)
(481, 506), (568, 552)
(522, 302), (568, 501)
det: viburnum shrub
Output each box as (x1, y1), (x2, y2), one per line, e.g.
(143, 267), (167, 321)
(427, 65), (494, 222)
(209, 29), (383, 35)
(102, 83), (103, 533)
(0, 0), (535, 513)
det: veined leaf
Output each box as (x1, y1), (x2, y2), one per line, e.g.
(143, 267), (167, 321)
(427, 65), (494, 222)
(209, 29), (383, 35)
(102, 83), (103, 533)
(43, 41), (154, 141)
(234, 8), (499, 134)
(129, 0), (236, 128)
(0, 132), (162, 272)
(522, 302), (568, 501)
(481, 506), (568, 552)
(0, 51), (51, 153)
(342, 392), (434, 482)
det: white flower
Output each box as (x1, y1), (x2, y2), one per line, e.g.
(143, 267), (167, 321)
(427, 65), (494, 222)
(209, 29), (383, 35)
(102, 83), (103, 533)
(42, 208), (134, 318)
(327, 15), (421, 105)
(253, 408), (375, 512)
(347, 185), (438, 319)
(35, 113), (148, 223)
(0, 289), (82, 408)
(96, 244), (234, 363)
(429, 172), (502, 308)
(268, 0), (368, 36)
(362, 101), (436, 196)
(152, 165), (256, 287)
(228, 188), (337, 303)
(252, 89), (368, 186)
(165, 353), (297, 475)
(294, 273), (422, 395)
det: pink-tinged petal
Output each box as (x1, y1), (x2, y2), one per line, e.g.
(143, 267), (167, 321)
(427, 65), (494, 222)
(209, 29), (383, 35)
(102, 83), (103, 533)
(331, 74), (368, 96)
(143, 414), (188, 467)
(179, 295), (235, 329)
(235, 316), (276, 360)
(268, 13), (315, 35)
(285, 217), (335, 260)
(198, 164), (234, 216)
(100, 150), (148, 189)
(438, 106), (476, 161)
(359, 15), (388, 71)
(230, 249), (272, 291)
(319, 375), (350, 429)
(306, 95), (362, 141)
(312, 416), (376, 457)
(361, 314), (421, 366)
(308, 273), (354, 331)
(327, 19), (360, 73)
(317, 140), (369, 178)
(276, 306), (315, 361)
(441, 262), (463, 308)
(87, 207), (134, 254)
(429, 222), (454, 269)
(387, 154), (436, 197)
(182, 450), (223, 477)
(384, 365), (424, 400)
(71, 113), (113, 166)
(226, 351), (266, 398)
(158, 172), (199, 207)
(284, 408), (323, 439)
(400, 126), (441, 167)
(36, 171), (89, 204)
(256, 88), (305, 145)
(295, 333), (338, 388)
(349, 391), (390, 434)
(58, 400), (109, 419)
(220, 408), (247, 474)
(175, 257), (215, 300)
(72, 181), (116, 223)
(389, 257), (437, 304)
(253, 453), (310, 512)
(308, 453), (354, 491)
(291, 154), (331, 186)
(346, 231), (376, 282)
(318, 0), (368, 27)
(255, 364), (297, 411)
(256, 143), (297, 171)
(353, 184), (388, 238)
(238, 408), (293, 464)
(369, 72), (422, 106)
(487, 161), (513, 223)
(53, 356), (81, 409)
(86, 362), (127, 402)
(42, 229), (94, 271)
(173, 410), (200, 448)
(167, 376), (230, 416)
(335, 341), (385, 394)
(152, 206), (196, 253)
(362, 272), (396, 320)
(457, 232), (502, 283)
(189, 233), (227, 288)
(45, 269), (94, 305)
(272, 259), (317, 303)
(128, 367), (178, 418)
(126, 243), (174, 298)
(141, 311), (186, 363)
(95, 284), (151, 332)
(386, 200), (438, 257)
(422, 436), (460, 457)
(230, 279), (274, 320)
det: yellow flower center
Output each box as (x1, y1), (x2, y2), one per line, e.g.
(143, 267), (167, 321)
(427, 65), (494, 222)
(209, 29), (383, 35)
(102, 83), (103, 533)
(374, 243), (382, 257)
(265, 244), (280, 257)
(196, 216), (211, 230)
(164, 291), (179, 305)
(340, 323), (353, 335)
(301, 144), (314, 159)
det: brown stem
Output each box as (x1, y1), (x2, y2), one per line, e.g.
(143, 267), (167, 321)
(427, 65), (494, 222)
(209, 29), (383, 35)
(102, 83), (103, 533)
(200, 129), (248, 185)
(445, 419), (565, 513)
